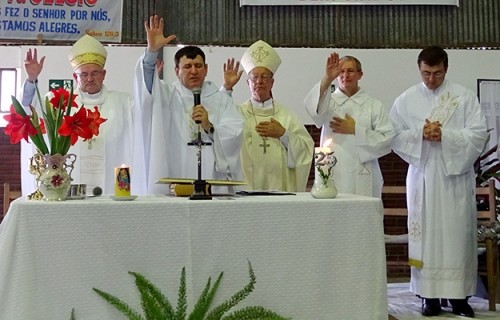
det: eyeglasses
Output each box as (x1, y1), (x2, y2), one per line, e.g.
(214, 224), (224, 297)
(248, 74), (273, 83)
(420, 70), (445, 79)
(340, 69), (360, 76)
(76, 70), (103, 80)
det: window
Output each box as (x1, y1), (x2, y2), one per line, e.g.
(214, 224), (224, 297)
(0, 68), (18, 127)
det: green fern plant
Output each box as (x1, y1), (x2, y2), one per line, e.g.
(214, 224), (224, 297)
(87, 261), (289, 320)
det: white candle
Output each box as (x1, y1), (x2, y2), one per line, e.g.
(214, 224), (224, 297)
(315, 146), (331, 154)
(314, 147), (331, 182)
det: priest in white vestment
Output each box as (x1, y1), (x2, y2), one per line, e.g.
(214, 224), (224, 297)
(304, 53), (394, 197)
(389, 46), (488, 318)
(222, 40), (314, 192)
(133, 15), (243, 194)
(20, 35), (135, 196)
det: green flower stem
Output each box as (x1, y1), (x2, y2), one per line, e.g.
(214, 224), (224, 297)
(316, 165), (333, 187)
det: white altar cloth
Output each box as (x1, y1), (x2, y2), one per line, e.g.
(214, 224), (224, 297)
(0, 193), (387, 320)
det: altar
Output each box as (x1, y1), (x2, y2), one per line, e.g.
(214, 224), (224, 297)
(0, 193), (388, 320)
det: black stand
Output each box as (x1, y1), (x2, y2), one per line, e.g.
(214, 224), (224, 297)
(187, 127), (212, 200)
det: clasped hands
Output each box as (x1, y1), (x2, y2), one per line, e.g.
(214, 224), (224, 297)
(256, 118), (285, 139)
(423, 119), (442, 141)
(330, 114), (355, 134)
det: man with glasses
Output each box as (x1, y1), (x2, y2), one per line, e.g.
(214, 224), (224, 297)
(134, 15), (243, 194)
(222, 40), (314, 192)
(20, 35), (135, 196)
(304, 53), (394, 198)
(389, 46), (488, 318)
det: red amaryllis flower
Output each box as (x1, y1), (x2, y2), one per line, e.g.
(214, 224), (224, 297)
(39, 118), (46, 134)
(87, 106), (107, 136)
(3, 105), (38, 143)
(4, 84), (106, 156)
(49, 87), (78, 111)
(58, 107), (93, 145)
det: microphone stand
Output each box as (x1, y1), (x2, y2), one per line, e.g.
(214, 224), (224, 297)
(187, 125), (212, 200)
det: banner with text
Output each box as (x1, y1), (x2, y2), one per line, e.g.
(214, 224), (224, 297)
(0, 1), (123, 42)
(241, 0), (458, 6)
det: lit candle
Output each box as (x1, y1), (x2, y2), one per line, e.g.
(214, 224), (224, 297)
(115, 164), (131, 197)
(314, 147), (331, 182)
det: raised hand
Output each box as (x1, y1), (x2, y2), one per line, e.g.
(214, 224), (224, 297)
(223, 58), (243, 90)
(319, 52), (341, 96)
(144, 15), (176, 52)
(325, 52), (341, 82)
(24, 48), (45, 82)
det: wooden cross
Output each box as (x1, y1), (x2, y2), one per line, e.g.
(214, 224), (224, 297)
(259, 138), (270, 153)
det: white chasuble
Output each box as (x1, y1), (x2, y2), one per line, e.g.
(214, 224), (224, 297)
(305, 82), (394, 197)
(239, 100), (314, 192)
(390, 80), (488, 298)
(133, 57), (244, 195)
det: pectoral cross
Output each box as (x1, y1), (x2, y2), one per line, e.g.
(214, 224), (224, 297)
(88, 137), (96, 149)
(260, 138), (270, 154)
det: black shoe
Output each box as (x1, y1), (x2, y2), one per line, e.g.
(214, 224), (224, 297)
(421, 298), (442, 316)
(449, 299), (475, 318)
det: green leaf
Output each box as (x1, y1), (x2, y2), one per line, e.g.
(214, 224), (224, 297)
(205, 261), (256, 320)
(222, 306), (291, 320)
(10, 95), (28, 117)
(28, 131), (49, 155)
(66, 84), (74, 116)
(175, 267), (187, 320)
(93, 287), (144, 320)
(187, 274), (218, 320)
(129, 271), (175, 319)
(59, 136), (72, 156)
(90, 262), (289, 320)
(42, 95), (57, 154)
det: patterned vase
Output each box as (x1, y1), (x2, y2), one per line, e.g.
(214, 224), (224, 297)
(38, 154), (76, 201)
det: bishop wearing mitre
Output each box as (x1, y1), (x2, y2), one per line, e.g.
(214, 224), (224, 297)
(20, 35), (134, 196)
(228, 40), (314, 191)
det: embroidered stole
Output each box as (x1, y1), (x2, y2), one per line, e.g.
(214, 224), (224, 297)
(408, 89), (461, 269)
(77, 89), (106, 194)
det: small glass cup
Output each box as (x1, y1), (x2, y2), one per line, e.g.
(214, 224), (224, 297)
(67, 184), (87, 199)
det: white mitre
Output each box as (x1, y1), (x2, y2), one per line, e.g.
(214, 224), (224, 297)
(68, 34), (107, 70)
(241, 40), (282, 74)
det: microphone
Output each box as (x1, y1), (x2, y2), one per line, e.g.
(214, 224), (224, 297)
(92, 186), (103, 196)
(192, 87), (202, 124)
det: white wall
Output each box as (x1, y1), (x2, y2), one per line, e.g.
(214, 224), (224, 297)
(2, 45), (500, 125)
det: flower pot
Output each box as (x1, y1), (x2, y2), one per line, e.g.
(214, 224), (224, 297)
(38, 154), (76, 201)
